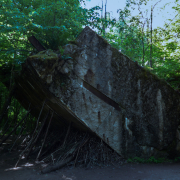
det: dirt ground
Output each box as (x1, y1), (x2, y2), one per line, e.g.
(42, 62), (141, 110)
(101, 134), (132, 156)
(1, 150), (180, 180)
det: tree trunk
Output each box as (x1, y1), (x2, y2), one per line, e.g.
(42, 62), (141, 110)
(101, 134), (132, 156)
(150, 6), (153, 68)
(41, 156), (74, 174)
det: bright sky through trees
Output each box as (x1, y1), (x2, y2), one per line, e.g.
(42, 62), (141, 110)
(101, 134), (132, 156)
(82, 0), (177, 30)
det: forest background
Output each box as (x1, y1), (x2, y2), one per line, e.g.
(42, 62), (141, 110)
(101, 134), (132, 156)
(0, 0), (180, 136)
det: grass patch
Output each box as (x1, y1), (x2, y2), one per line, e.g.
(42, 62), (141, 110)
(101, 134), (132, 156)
(127, 156), (172, 163)
(174, 157), (180, 162)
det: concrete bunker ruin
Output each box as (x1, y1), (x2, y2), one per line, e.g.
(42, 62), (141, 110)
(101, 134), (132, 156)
(14, 26), (180, 159)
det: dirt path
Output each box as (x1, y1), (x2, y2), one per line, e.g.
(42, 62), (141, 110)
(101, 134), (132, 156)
(1, 162), (180, 180)
(1, 151), (180, 180)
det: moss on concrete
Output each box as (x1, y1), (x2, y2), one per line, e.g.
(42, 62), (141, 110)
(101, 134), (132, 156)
(29, 49), (58, 62)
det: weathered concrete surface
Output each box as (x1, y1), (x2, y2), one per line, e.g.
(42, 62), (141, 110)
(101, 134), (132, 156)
(16, 26), (180, 158)
(14, 51), (91, 132)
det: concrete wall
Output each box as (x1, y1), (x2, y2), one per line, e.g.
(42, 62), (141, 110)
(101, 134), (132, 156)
(28, 26), (180, 158)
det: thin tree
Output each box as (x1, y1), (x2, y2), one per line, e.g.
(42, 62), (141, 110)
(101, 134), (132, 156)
(150, 0), (162, 68)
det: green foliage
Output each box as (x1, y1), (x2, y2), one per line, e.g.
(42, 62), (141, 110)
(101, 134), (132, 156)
(0, 83), (31, 135)
(127, 156), (170, 163)
(174, 157), (180, 162)
(104, 0), (180, 89)
(0, 0), (106, 87)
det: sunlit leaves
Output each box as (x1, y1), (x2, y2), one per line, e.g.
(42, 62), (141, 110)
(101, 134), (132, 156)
(166, 41), (178, 51)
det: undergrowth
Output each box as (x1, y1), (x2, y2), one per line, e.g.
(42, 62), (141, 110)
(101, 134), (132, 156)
(127, 156), (180, 163)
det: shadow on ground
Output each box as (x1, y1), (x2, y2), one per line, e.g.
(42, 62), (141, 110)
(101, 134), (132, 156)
(1, 150), (180, 180)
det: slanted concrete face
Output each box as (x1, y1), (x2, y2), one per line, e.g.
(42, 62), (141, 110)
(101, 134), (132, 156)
(27, 26), (180, 158)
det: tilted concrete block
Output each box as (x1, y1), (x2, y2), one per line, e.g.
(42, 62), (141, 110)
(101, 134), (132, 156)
(16, 26), (180, 158)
